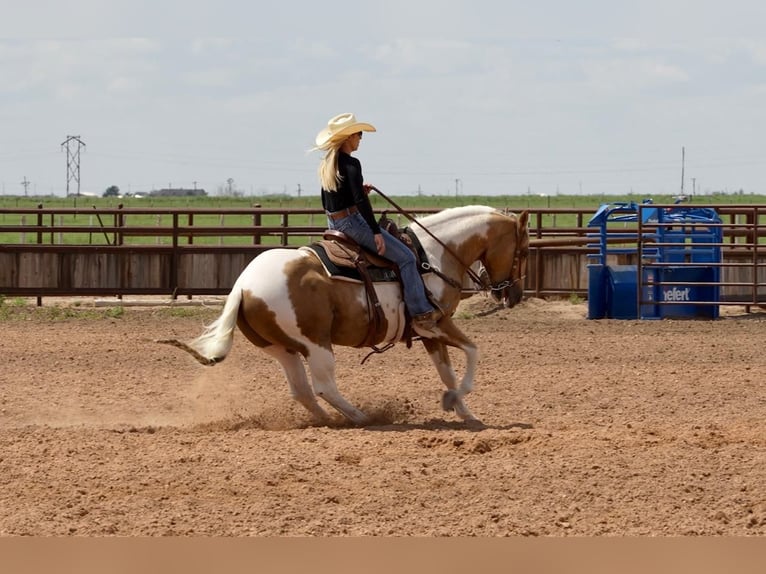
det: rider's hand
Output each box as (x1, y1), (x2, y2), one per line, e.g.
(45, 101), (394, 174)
(374, 233), (386, 255)
(363, 184), (373, 195)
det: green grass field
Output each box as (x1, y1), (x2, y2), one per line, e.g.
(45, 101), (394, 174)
(1, 192), (764, 246)
(3, 190), (764, 211)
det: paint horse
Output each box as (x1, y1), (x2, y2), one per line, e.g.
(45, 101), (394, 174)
(162, 205), (530, 426)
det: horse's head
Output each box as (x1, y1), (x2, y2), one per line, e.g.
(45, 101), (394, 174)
(415, 206), (530, 309)
(481, 210), (530, 308)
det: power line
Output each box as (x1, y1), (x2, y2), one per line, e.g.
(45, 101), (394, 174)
(61, 135), (86, 198)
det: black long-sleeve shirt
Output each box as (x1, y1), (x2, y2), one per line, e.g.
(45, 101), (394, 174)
(321, 152), (380, 234)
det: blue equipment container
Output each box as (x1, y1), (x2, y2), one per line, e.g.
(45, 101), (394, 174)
(586, 201), (721, 320)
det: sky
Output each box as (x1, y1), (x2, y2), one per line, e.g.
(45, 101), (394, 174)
(1, 0), (765, 198)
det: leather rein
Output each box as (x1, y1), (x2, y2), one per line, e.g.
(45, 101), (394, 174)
(370, 186), (523, 295)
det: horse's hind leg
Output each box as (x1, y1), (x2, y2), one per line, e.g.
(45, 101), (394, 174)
(263, 345), (330, 424)
(305, 345), (370, 426)
(421, 337), (481, 423)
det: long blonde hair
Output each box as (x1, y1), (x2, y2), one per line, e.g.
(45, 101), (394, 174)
(316, 139), (344, 192)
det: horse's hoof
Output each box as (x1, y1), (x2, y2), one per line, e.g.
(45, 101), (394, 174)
(442, 390), (458, 412)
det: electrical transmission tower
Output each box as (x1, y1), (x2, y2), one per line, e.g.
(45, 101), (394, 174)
(61, 135), (86, 197)
(21, 176), (30, 196)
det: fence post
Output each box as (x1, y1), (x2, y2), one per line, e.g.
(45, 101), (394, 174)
(36, 205), (43, 306)
(751, 206), (760, 309)
(116, 204), (124, 246)
(186, 212), (194, 300)
(171, 212), (179, 300)
(36, 204), (43, 245)
(252, 204), (261, 245)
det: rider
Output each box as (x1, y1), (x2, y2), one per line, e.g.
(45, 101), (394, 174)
(313, 112), (442, 335)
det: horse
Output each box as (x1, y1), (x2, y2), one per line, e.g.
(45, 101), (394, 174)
(161, 205), (530, 427)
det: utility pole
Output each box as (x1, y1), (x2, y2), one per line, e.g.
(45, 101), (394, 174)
(455, 178), (461, 197)
(297, 183), (301, 198)
(680, 146), (685, 196)
(61, 135), (86, 204)
(21, 176), (30, 196)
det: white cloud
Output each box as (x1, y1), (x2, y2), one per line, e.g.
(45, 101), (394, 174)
(738, 39), (766, 66)
(107, 76), (142, 94)
(0, 38), (162, 100)
(183, 67), (237, 89)
(581, 56), (689, 93)
(189, 37), (236, 54)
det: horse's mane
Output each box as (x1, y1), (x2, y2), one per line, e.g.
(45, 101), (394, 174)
(417, 205), (499, 228)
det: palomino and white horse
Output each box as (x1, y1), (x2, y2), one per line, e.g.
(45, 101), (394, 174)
(162, 205), (530, 426)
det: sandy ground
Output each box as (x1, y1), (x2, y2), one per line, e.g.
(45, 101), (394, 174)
(0, 295), (764, 536)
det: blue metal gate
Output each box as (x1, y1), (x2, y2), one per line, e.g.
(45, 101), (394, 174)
(587, 201), (722, 320)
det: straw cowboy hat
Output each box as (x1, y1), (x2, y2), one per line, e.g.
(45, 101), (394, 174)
(315, 113), (376, 148)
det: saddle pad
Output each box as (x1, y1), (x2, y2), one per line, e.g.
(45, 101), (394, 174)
(304, 243), (399, 283)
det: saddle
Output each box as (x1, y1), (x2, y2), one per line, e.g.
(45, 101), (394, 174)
(311, 230), (399, 283)
(302, 215), (431, 349)
(303, 231), (394, 349)
(378, 213), (429, 270)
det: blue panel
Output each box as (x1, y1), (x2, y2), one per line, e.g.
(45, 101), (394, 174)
(657, 267), (719, 319)
(606, 265), (638, 319)
(587, 265), (607, 319)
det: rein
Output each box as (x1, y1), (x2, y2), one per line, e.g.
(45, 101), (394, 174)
(370, 186), (487, 290)
(371, 186), (526, 294)
(460, 272), (525, 296)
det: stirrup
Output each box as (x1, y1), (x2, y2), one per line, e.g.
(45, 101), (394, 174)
(411, 310), (442, 335)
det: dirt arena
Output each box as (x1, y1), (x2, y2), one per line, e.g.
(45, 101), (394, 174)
(0, 295), (764, 536)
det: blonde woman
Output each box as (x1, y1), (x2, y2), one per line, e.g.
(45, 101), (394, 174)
(314, 112), (442, 335)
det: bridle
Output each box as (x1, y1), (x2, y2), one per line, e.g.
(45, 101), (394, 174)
(370, 186), (526, 297)
(461, 232), (527, 297)
(500, 230), (528, 292)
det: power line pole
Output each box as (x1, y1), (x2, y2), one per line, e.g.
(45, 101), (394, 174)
(21, 176), (30, 196)
(61, 135), (86, 202)
(680, 146), (685, 196)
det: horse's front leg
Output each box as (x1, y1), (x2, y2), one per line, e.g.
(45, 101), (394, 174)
(420, 319), (480, 423)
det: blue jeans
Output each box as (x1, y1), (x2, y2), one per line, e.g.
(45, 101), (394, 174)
(327, 212), (435, 317)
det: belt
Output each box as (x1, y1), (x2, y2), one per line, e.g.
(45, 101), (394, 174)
(327, 206), (359, 221)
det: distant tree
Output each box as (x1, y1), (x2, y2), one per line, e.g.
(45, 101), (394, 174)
(103, 185), (120, 197)
(217, 178), (243, 197)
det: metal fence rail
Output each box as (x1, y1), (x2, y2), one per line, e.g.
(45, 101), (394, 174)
(1, 204), (765, 308)
(637, 204), (766, 310)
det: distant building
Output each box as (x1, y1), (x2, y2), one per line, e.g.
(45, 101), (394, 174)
(150, 188), (208, 197)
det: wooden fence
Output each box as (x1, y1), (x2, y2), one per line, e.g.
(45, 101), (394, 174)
(1, 204), (764, 307)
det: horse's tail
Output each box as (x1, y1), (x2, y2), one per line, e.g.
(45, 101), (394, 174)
(158, 288), (242, 366)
